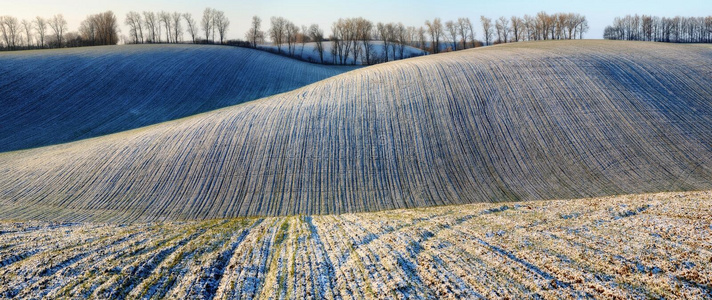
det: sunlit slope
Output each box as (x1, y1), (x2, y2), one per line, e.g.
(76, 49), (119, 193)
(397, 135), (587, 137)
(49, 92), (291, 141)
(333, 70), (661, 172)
(1, 40), (712, 222)
(0, 44), (354, 152)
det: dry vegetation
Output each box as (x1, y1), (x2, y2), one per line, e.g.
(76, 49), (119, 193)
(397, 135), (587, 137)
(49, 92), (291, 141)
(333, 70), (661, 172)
(0, 44), (355, 152)
(1, 40), (711, 222)
(1, 190), (710, 299)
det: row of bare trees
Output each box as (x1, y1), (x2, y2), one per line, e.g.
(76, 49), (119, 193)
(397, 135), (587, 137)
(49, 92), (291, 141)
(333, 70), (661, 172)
(1, 11), (120, 50)
(243, 12), (587, 65)
(124, 8), (229, 44)
(0, 14), (69, 50)
(424, 18), (477, 53)
(604, 15), (712, 43)
(480, 12), (588, 46)
(3, 10), (588, 53)
(255, 16), (428, 65)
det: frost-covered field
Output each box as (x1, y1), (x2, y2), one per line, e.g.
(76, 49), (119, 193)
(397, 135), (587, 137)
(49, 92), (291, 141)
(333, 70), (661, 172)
(1, 41), (711, 222)
(1, 190), (710, 299)
(0, 44), (355, 152)
(259, 41), (427, 64)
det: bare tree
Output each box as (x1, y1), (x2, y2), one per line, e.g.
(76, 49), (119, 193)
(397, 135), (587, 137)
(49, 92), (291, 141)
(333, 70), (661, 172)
(172, 12), (182, 43)
(641, 15), (653, 41)
(143, 12), (158, 42)
(555, 13), (566, 39)
(0, 18), (5, 49)
(80, 11), (118, 46)
(523, 15), (535, 40)
(308, 24), (325, 63)
(21, 19), (33, 47)
(406, 26), (417, 47)
(285, 20), (298, 55)
(35, 16), (47, 48)
(358, 19), (374, 64)
(417, 26), (426, 50)
(245, 16), (264, 48)
(125, 11), (144, 44)
(5, 16), (20, 49)
(1, 16), (20, 50)
(457, 17), (471, 49)
(49, 14), (67, 48)
(389, 23), (398, 60)
(445, 20), (458, 50)
(377, 22), (392, 61)
(536, 11), (552, 40)
(201, 8), (214, 42)
(159, 11), (172, 43)
(425, 18), (443, 53)
(495, 16), (509, 43)
(329, 33), (338, 64)
(510, 16), (523, 42)
(577, 16), (588, 39)
(183, 13), (197, 43)
(480, 16), (493, 45)
(99, 11), (119, 45)
(300, 24), (309, 56)
(348, 18), (370, 64)
(79, 16), (97, 45)
(396, 22), (407, 59)
(213, 10), (229, 44)
(467, 19), (476, 48)
(332, 18), (354, 64)
(269, 16), (286, 53)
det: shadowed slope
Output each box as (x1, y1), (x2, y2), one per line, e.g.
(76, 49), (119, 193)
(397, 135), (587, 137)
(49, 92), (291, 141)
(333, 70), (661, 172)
(0, 44), (355, 152)
(1, 40), (711, 222)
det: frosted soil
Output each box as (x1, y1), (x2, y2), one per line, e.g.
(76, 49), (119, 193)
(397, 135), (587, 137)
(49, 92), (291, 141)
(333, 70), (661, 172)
(1, 190), (710, 299)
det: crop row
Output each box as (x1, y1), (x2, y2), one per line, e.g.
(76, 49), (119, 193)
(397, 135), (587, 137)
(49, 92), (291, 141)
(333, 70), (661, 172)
(1, 190), (710, 299)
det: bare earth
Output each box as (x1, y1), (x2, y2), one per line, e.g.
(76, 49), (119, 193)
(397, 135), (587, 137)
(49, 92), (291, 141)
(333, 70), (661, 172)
(1, 190), (710, 299)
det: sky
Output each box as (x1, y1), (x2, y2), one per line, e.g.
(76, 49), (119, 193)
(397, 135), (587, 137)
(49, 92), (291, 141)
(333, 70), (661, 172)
(2, 0), (711, 42)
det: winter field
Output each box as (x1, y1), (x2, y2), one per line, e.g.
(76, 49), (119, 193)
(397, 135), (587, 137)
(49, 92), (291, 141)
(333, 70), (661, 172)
(258, 41), (427, 64)
(1, 40), (712, 298)
(1, 40), (711, 222)
(0, 44), (356, 152)
(0, 190), (710, 299)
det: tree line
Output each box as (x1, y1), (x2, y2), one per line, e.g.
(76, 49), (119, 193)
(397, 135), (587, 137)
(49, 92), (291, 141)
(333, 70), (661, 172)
(124, 8), (230, 44)
(1, 9), (587, 56)
(0, 8), (229, 51)
(242, 12), (588, 65)
(0, 12), (119, 50)
(604, 15), (712, 43)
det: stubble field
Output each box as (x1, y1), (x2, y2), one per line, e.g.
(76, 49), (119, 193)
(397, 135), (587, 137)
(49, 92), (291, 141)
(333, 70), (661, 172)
(1, 190), (710, 299)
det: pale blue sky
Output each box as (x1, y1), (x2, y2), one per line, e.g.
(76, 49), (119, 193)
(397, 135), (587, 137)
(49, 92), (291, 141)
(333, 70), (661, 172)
(2, 0), (710, 41)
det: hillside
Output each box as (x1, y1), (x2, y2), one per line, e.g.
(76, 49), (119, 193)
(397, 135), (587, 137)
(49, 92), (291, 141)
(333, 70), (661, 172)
(0, 44), (355, 152)
(259, 41), (427, 64)
(1, 190), (710, 298)
(1, 40), (712, 222)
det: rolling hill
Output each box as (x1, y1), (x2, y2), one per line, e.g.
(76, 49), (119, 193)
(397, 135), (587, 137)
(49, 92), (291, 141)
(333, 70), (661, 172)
(0, 44), (355, 152)
(1, 40), (711, 222)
